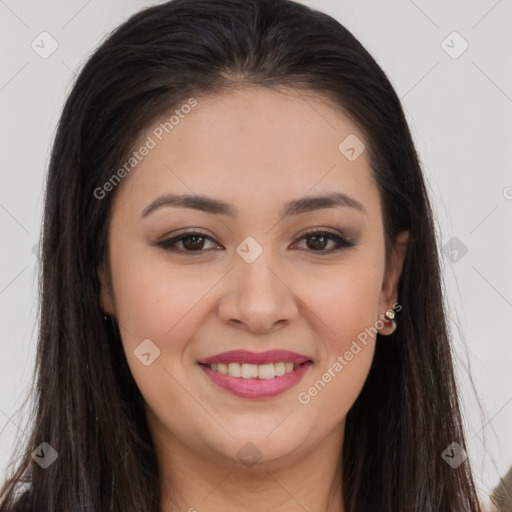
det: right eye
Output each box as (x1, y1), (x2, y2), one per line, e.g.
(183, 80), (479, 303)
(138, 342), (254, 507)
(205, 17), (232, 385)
(156, 229), (223, 253)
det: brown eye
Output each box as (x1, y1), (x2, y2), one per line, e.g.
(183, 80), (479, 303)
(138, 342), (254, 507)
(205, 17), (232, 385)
(157, 231), (221, 252)
(305, 233), (329, 251)
(181, 235), (206, 251)
(294, 229), (354, 253)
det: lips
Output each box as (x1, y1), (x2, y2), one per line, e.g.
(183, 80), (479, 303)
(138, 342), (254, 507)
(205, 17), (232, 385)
(197, 350), (313, 399)
(197, 349), (311, 366)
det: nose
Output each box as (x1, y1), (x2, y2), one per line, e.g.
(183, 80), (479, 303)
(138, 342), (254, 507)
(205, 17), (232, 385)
(217, 248), (299, 334)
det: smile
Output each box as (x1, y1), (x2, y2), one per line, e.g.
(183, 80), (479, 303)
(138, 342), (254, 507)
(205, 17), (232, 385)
(197, 350), (313, 399)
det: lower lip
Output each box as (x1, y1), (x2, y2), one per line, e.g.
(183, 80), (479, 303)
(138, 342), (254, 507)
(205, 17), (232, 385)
(199, 362), (313, 399)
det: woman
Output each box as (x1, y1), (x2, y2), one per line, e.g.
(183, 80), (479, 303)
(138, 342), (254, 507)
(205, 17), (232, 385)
(0, 0), (483, 510)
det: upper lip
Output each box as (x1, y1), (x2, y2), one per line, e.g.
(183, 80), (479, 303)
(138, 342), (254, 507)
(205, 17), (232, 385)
(197, 350), (312, 365)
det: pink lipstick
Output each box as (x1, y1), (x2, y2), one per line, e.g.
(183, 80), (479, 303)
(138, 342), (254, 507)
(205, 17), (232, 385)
(197, 350), (313, 399)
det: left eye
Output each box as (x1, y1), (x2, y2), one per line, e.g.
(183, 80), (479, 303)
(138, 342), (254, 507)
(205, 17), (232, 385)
(156, 229), (354, 253)
(292, 229), (353, 252)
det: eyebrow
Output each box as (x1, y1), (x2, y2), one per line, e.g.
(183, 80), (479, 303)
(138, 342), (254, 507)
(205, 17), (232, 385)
(141, 191), (367, 219)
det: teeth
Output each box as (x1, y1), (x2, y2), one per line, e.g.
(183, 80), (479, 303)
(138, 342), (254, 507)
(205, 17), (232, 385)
(241, 363), (258, 378)
(208, 361), (304, 379)
(274, 362), (285, 376)
(228, 362), (242, 377)
(258, 363), (274, 379)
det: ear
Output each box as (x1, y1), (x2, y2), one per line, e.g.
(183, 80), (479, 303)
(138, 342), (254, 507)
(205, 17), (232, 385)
(379, 230), (409, 311)
(97, 261), (115, 316)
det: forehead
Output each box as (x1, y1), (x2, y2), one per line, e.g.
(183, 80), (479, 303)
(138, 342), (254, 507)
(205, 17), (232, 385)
(111, 86), (380, 222)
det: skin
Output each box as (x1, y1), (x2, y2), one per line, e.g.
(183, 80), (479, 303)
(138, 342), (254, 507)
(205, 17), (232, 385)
(98, 86), (409, 512)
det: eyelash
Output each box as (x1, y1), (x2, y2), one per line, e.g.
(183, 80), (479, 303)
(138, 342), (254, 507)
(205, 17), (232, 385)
(156, 228), (355, 254)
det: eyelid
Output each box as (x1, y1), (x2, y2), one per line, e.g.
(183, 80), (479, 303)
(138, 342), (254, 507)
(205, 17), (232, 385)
(294, 226), (349, 241)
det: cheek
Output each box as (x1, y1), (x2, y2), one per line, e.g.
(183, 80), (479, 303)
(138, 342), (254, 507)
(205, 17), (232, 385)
(291, 255), (384, 346)
(291, 256), (383, 414)
(108, 246), (209, 420)
(109, 242), (217, 344)
(107, 242), (228, 409)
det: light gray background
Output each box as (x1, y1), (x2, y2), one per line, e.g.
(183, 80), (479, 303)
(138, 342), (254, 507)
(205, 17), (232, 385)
(1, 0), (511, 507)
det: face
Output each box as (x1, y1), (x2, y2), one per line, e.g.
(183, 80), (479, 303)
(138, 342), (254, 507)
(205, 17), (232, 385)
(98, 86), (407, 472)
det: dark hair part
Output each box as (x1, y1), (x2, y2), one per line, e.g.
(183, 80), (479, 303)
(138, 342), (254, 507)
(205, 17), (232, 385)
(1, 0), (482, 510)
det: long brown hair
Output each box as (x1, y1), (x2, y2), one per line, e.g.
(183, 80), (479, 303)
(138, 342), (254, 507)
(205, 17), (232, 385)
(0, 0), (483, 510)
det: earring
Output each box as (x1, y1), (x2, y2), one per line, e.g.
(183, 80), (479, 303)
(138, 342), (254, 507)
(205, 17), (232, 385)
(380, 308), (397, 335)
